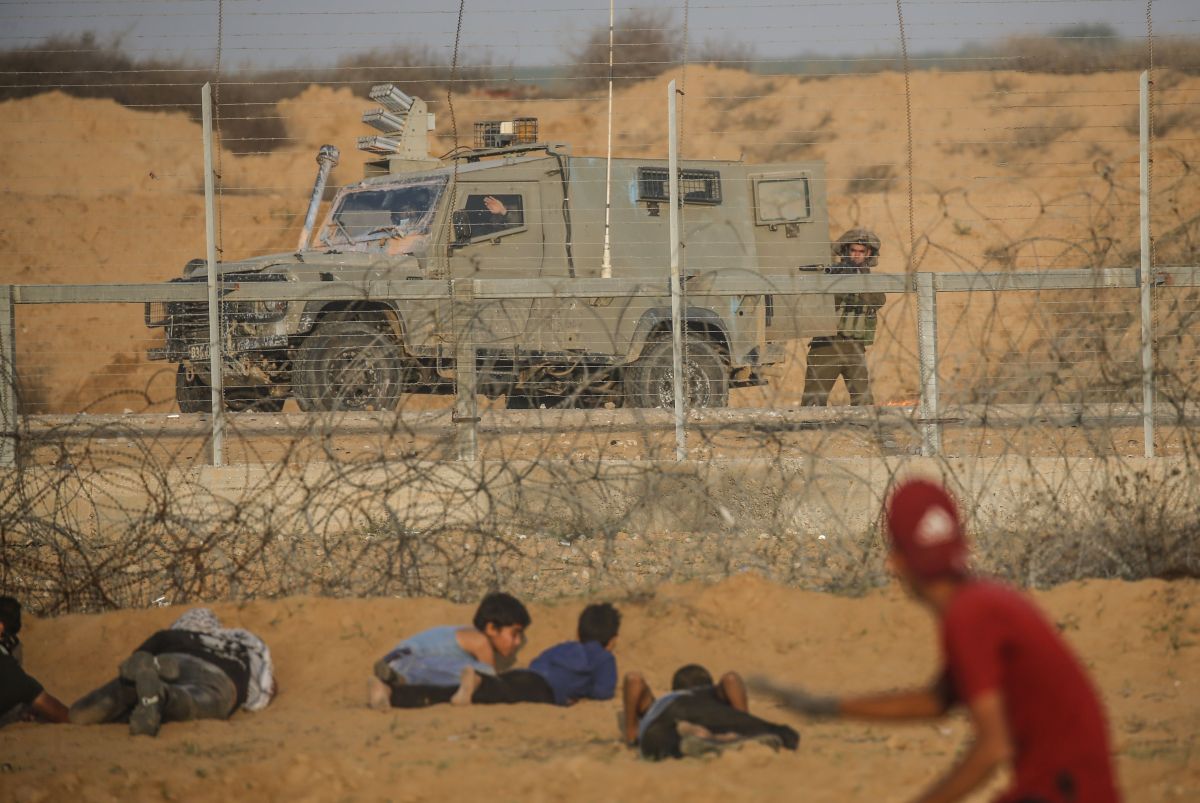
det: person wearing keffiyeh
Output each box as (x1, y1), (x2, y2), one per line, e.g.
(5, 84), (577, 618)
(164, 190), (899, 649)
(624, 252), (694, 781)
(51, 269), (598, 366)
(69, 607), (275, 737)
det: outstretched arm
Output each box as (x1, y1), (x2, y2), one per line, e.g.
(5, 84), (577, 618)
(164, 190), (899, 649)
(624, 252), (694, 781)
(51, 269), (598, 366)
(838, 688), (948, 719)
(28, 690), (69, 723)
(910, 690), (1010, 803)
(748, 675), (950, 720)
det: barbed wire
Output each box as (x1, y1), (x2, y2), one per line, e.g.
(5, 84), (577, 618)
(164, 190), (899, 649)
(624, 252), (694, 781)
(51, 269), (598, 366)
(1, 0), (1198, 615)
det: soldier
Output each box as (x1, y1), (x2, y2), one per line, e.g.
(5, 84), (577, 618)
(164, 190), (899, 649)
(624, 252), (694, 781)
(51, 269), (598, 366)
(802, 228), (887, 406)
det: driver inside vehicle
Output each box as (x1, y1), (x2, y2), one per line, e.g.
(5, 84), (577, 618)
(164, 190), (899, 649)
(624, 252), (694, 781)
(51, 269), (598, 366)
(381, 187), (435, 256)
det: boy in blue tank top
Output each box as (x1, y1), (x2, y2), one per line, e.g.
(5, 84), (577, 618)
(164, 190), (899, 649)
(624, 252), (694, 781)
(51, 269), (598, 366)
(378, 602), (620, 708)
(368, 592), (530, 710)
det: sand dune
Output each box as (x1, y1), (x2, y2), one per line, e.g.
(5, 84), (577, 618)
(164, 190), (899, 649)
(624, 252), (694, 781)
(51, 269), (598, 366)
(2, 68), (1197, 413)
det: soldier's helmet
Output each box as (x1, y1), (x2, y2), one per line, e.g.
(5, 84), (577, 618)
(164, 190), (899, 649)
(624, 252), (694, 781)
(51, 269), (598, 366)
(834, 228), (881, 267)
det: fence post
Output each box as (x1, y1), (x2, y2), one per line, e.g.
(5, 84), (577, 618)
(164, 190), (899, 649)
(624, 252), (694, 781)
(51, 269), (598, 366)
(201, 82), (225, 467)
(1138, 70), (1156, 459)
(667, 79), (687, 461)
(452, 278), (479, 461)
(0, 285), (15, 467)
(916, 272), (942, 456)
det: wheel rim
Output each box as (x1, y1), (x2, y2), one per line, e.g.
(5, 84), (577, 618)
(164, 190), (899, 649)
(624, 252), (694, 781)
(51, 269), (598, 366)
(650, 357), (711, 408)
(327, 342), (392, 410)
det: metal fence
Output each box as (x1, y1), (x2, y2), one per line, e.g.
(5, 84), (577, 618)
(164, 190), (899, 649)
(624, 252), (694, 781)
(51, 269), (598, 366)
(3, 1), (1200, 613)
(3, 263), (1199, 468)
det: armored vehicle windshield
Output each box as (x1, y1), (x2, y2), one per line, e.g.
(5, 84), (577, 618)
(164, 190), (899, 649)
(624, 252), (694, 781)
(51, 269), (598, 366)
(318, 175), (447, 255)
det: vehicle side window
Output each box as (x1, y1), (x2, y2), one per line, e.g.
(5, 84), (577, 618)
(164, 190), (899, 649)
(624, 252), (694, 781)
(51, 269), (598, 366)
(462, 194), (524, 239)
(752, 175), (812, 224)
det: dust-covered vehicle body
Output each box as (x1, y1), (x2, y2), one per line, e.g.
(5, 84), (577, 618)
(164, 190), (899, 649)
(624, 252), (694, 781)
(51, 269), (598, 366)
(147, 86), (836, 412)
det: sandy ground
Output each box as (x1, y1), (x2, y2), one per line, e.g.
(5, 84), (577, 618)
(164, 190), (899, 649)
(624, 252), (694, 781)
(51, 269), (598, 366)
(2, 69), (1197, 803)
(2, 67), (1197, 416)
(1, 575), (1197, 802)
(15, 406), (1200, 467)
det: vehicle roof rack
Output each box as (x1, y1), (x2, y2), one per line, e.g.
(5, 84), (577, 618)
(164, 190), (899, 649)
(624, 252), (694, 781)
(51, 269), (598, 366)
(451, 142), (570, 162)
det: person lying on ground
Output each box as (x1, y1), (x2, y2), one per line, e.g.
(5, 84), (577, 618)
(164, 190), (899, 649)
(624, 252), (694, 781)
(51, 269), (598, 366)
(386, 602), (620, 708)
(69, 607), (275, 738)
(368, 591), (530, 710)
(750, 477), (1119, 803)
(0, 596), (69, 728)
(622, 663), (799, 760)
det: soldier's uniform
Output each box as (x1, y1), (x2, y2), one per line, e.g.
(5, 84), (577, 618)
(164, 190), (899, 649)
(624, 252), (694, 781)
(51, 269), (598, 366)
(802, 229), (887, 406)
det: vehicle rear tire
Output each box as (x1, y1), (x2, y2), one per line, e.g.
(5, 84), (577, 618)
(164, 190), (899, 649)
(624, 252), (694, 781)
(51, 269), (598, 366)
(624, 333), (729, 409)
(294, 318), (404, 412)
(175, 364), (285, 413)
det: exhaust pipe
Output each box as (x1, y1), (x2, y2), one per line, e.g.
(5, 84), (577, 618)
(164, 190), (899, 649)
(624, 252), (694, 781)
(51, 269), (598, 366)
(297, 144), (340, 252)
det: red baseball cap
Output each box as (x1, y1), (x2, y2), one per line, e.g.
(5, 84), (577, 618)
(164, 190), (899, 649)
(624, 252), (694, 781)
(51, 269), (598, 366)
(885, 479), (969, 580)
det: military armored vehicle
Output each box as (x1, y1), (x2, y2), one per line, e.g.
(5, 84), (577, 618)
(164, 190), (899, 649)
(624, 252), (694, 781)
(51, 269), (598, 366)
(147, 85), (836, 412)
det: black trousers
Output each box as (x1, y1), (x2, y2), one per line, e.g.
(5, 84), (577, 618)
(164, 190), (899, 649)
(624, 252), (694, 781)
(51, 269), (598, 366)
(640, 688), (800, 760)
(389, 669), (555, 708)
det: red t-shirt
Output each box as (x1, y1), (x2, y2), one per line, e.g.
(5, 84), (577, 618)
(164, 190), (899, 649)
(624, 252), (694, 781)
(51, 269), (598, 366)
(941, 581), (1119, 803)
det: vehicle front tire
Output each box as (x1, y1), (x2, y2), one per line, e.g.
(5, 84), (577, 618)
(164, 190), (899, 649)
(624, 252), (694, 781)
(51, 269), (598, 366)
(624, 333), (729, 409)
(176, 363), (211, 413)
(294, 317), (404, 412)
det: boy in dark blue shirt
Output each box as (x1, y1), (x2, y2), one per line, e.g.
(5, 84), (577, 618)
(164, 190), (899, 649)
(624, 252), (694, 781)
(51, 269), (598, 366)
(520, 602), (619, 705)
(390, 603), (619, 708)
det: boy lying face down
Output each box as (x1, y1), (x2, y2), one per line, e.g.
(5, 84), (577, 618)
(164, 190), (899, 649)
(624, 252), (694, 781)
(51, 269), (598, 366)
(69, 607), (275, 737)
(622, 663), (799, 760)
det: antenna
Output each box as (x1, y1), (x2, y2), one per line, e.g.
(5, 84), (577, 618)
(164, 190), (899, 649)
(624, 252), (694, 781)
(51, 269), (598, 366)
(600, 0), (615, 279)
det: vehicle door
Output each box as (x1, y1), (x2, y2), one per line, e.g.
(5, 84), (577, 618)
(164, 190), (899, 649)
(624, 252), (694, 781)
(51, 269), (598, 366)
(447, 183), (544, 349)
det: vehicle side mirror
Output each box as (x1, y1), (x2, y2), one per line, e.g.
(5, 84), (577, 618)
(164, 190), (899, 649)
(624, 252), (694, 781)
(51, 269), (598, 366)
(452, 210), (472, 243)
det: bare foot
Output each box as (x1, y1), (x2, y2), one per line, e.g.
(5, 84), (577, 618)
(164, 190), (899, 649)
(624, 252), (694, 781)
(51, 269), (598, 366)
(451, 666), (482, 706)
(367, 676), (392, 711)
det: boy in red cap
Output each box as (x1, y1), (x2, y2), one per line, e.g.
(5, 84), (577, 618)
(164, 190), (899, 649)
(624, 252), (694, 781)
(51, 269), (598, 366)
(751, 478), (1119, 803)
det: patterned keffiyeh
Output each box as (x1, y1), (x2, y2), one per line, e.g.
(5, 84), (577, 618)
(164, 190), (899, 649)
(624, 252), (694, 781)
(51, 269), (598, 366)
(171, 607), (276, 712)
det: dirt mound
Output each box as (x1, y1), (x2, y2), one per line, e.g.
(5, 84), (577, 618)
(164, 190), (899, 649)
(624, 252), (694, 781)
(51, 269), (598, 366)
(1, 69), (1198, 412)
(2, 575), (1196, 800)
